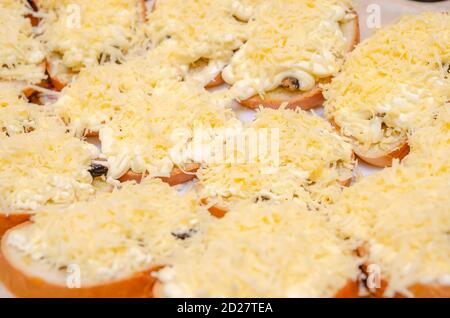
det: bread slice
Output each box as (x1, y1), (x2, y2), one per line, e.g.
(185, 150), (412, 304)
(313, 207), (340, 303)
(354, 141), (410, 168)
(201, 175), (353, 219)
(239, 14), (360, 110)
(330, 119), (410, 168)
(41, 0), (148, 90)
(118, 163), (200, 186)
(0, 223), (159, 298)
(150, 0), (227, 89)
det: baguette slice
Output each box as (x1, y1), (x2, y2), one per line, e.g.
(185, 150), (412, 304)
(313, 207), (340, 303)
(354, 141), (410, 168)
(200, 176), (353, 219)
(151, 0), (226, 90)
(330, 119), (410, 168)
(152, 280), (360, 298)
(0, 223), (160, 298)
(239, 14), (360, 111)
(119, 163), (200, 186)
(42, 0), (148, 90)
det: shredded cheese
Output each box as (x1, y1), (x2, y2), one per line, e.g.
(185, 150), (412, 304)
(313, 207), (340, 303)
(53, 55), (185, 136)
(197, 107), (355, 209)
(99, 80), (235, 179)
(36, 0), (145, 75)
(0, 83), (63, 137)
(403, 106), (450, 176)
(6, 179), (212, 285)
(155, 200), (362, 297)
(324, 12), (450, 155)
(0, 0), (46, 84)
(145, 0), (250, 87)
(222, 0), (355, 100)
(0, 128), (99, 212)
(328, 161), (450, 297)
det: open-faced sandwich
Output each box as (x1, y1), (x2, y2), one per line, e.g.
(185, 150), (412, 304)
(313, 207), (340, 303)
(99, 79), (236, 185)
(328, 108), (450, 298)
(145, 0), (250, 89)
(329, 165), (450, 298)
(0, 0), (46, 91)
(222, 0), (359, 110)
(0, 127), (100, 236)
(324, 12), (450, 167)
(153, 200), (362, 297)
(196, 107), (356, 216)
(52, 55), (183, 137)
(0, 179), (213, 297)
(32, 0), (147, 90)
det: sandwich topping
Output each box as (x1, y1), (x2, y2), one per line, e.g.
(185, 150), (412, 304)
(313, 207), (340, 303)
(222, 0), (356, 100)
(0, 128), (99, 212)
(197, 107), (355, 209)
(0, 83), (63, 137)
(5, 179), (212, 285)
(0, 0), (46, 84)
(324, 12), (450, 155)
(145, 0), (249, 87)
(329, 163), (450, 297)
(155, 201), (361, 297)
(99, 80), (235, 180)
(53, 55), (183, 136)
(36, 0), (146, 74)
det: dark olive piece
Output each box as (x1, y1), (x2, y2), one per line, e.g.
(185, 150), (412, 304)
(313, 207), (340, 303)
(88, 163), (108, 178)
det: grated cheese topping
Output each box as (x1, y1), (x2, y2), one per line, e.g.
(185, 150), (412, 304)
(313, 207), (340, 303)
(328, 162), (450, 297)
(6, 179), (213, 285)
(145, 0), (250, 87)
(403, 106), (450, 176)
(197, 107), (355, 209)
(0, 82), (63, 137)
(99, 80), (236, 179)
(36, 0), (146, 75)
(324, 12), (450, 155)
(52, 55), (184, 136)
(0, 128), (99, 212)
(222, 0), (356, 100)
(0, 0), (46, 84)
(155, 200), (362, 297)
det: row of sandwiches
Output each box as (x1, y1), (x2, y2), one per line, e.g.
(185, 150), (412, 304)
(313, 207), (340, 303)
(0, 0), (448, 297)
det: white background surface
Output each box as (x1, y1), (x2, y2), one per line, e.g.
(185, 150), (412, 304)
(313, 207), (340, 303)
(1, 0), (449, 298)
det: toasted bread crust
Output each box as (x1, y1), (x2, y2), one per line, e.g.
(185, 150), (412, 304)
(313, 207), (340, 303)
(354, 142), (410, 168)
(0, 223), (160, 298)
(204, 73), (225, 89)
(239, 14), (360, 110)
(240, 85), (326, 111)
(45, 59), (67, 91)
(330, 119), (410, 168)
(118, 163), (200, 186)
(200, 199), (228, 218)
(334, 280), (360, 298)
(0, 214), (31, 238)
